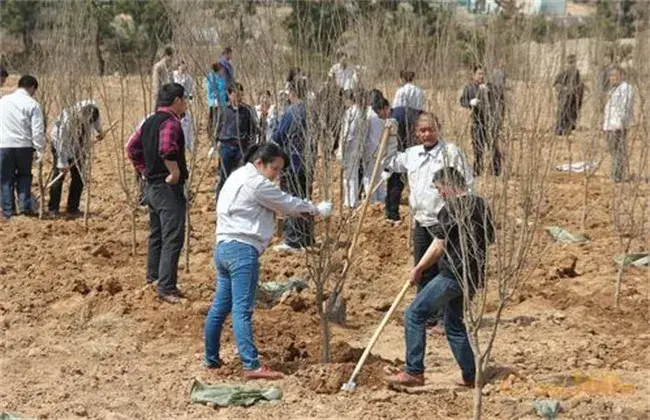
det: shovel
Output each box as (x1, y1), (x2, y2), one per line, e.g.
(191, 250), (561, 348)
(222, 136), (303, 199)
(341, 278), (411, 392)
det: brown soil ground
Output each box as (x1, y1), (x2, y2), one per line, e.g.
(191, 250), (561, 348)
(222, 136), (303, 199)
(1, 76), (648, 419)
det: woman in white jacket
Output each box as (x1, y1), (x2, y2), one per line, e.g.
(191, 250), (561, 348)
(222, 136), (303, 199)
(603, 66), (635, 183)
(204, 143), (332, 380)
(340, 89), (364, 208)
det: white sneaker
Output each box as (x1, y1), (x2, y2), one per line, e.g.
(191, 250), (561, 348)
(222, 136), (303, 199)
(273, 242), (303, 254)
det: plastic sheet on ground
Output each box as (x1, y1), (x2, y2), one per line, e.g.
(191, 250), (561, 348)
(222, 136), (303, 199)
(533, 399), (561, 419)
(189, 378), (282, 408)
(554, 161), (598, 173)
(0, 413), (30, 420)
(614, 253), (649, 268)
(258, 278), (308, 302)
(545, 226), (591, 244)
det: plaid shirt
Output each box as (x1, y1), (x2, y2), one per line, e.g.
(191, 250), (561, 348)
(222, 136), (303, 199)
(126, 107), (182, 175)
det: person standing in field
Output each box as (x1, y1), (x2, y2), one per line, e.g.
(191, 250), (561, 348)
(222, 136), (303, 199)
(554, 54), (584, 136)
(0, 75), (44, 220)
(218, 46), (235, 88)
(152, 46), (174, 112)
(0, 66), (8, 88)
(460, 65), (502, 176)
(339, 89), (365, 208)
(383, 113), (474, 334)
(49, 100), (102, 217)
(206, 62), (229, 139)
(386, 166), (495, 387)
(173, 60), (195, 152)
(204, 142), (332, 379)
(603, 66), (635, 183)
(393, 70), (426, 111)
(213, 82), (258, 198)
(272, 80), (314, 253)
(328, 52), (358, 92)
(363, 95), (390, 204)
(126, 83), (188, 304)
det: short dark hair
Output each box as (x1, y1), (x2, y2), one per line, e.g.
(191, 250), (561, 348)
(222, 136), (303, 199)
(286, 67), (301, 83)
(611, 65), (625, 77)
(228, 82), (244, 95)
(224, 46), (233, 55)
(432, 167), (467, 190)
(212, 62), (223, 72)
(367, 88), (384, 105)
(157, 83), (185, 107)
(164, 46), (174, 57)
(417, 112), (441, 128)
(400, 70), (415, 83)
(0, 65), (8, 78)
(18, 75), (38, 90)
(473, 65), (484, 74)
(244, 142), (290, 170)
(372, 97), (390, 113)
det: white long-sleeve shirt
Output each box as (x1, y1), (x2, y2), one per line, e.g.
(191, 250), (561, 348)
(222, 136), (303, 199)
(364, 107), (384, 168)
(393, 83), (426, 111)
(173, 71), (194, 98)
(328, 63), (358, 91)
(216, 162), (318, 253)
(340, 105), (364, 172)
(0, 88), (45, 151)
(603, 81), (634, 131)
(51, 99), (101, 168)
(384, 139), (474, 227)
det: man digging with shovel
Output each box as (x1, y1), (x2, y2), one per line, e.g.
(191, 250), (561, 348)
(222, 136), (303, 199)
(385, 166), (495, 387)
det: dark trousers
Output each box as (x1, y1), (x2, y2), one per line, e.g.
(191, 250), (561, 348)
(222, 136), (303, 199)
(404, 273), (475, 382)
(385, 173), (405, 221)
(413, 222), (442, 323)
(0, 147), (33, 217)
(48, 159), (83, 214)
(471, 121), (501, 176)
(216, 142), (243, 198)
(605, 129), (628, 183)
(145, 182), (187, 295)
(281, 170), (314, 248)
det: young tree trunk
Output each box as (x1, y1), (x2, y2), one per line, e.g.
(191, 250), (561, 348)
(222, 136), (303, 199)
(316, 285), (331, 363)
(131, 206), (137, 256)
(614, 260), (625, 309)
(95, 27), (105, 76)
(472, 361), (484, 420)
(38, 161), (45, 219)
(184, 208), (191, 273)
(581, 173), (590, 233)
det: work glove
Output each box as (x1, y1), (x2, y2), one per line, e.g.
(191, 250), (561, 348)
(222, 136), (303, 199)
(380, 170), (391, 182)
(316, 201), (333, 218)
(469, 98), (480, 107)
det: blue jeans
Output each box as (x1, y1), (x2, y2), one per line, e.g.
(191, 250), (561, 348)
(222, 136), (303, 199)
(204, 241), (261, 370)
(216, 142), (242, 197)
(404, 273), (476, 383)
(0, 147), (33, 217)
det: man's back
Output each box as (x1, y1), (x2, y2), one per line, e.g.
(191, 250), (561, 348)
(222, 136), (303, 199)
(433, 195), (495, 288)
(0, 89), (43, 149)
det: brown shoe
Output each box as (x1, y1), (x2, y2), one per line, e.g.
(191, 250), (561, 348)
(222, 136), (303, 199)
(158, 293), (182, 304)
(386, 370), (425, 387)
(243, 364), (284, 380)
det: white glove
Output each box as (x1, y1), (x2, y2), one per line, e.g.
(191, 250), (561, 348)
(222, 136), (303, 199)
(380, 171), (391, 182)
(316, 201), (333, 218)
(469, 98), (480, 107)
(208, 146), (217, 159)
(35, 150), (44, 164)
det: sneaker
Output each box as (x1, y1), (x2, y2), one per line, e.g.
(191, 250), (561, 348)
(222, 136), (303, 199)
(386, 370), (425, 387)
(272, 242), (303, 254)
(204, 358), (224, 369)
(157, 292), (182, 304)
(458, 378), (476, 388)
(243, 364), (284, 380)
(426, 323), (445, 336)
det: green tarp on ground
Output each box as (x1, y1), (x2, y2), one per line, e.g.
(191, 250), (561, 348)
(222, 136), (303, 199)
(533, 399), (561, 419)
(189, 378), (282, 408)
(258, 278), (308, 302)
(545, 226), (591, 244)
(614, 253), (649, 268)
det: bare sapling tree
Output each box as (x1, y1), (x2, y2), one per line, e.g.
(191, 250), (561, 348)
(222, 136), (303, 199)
(611, 31), (648, 309)
(445, 17), (561, 419)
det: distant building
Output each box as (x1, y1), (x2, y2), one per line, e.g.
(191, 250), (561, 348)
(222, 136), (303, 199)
(457, 0), (567, 16)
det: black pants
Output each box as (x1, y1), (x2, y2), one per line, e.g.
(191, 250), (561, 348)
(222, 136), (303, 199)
(281, 170), (314, 248)
(145, 181), (187, 295)
(385, 173), (405, 221)
(471, 121), (501, 177)
(48, 159), (83, 214)
(413, 222), (443, 323)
